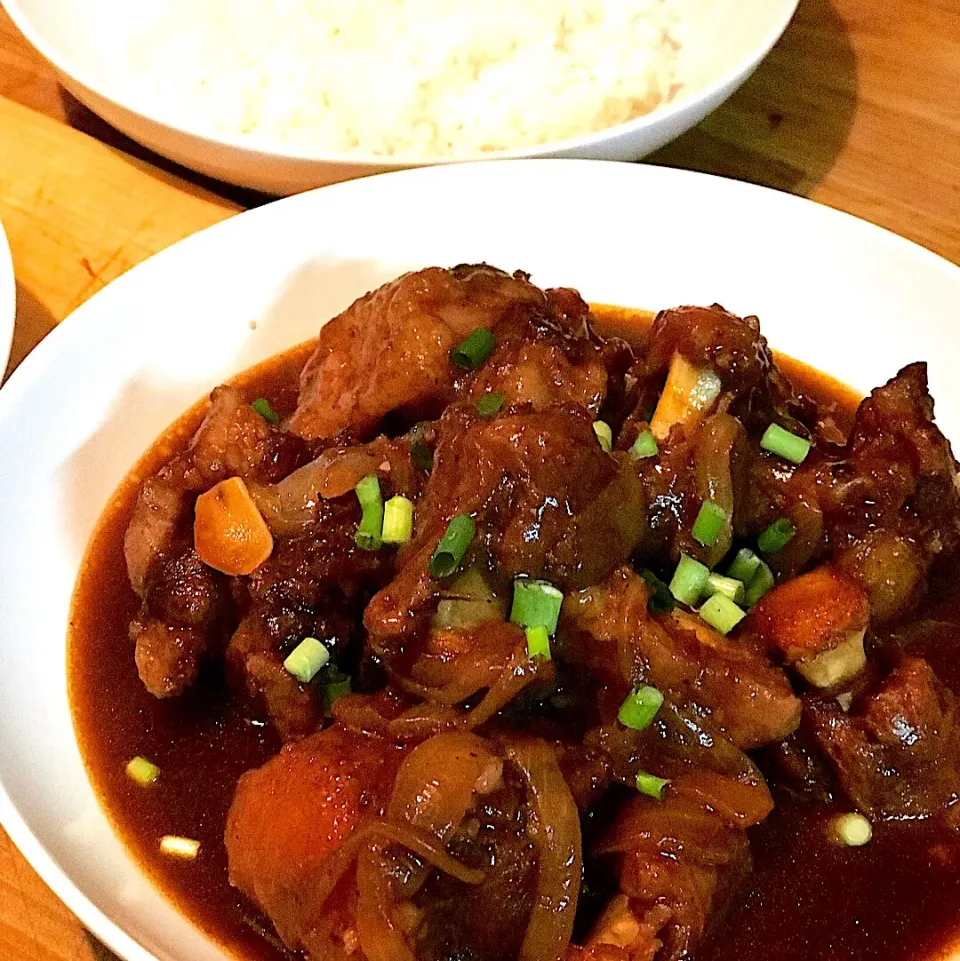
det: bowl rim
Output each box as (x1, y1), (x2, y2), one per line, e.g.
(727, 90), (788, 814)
(2, 0), (799, 168)
(0, 218), (15, 376)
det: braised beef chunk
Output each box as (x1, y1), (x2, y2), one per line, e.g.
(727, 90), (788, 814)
(107, 267), (960, 961)
(806, 656), (960, 818)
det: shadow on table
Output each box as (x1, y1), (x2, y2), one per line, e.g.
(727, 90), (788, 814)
(3, 282), (57, 380)
(649, 0), (858, 196)
(84, 930), (121, 961)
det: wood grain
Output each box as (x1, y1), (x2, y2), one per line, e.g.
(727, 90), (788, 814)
(0, 0), (957, 958)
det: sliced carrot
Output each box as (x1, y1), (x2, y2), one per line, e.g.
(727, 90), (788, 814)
(650, 352), (722, 441)
(194, 476), (274, 575)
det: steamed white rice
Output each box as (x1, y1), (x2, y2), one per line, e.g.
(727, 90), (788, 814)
(130, 0), (689, 158)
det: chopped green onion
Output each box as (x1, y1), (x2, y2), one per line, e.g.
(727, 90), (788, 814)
(761, 424), (812, 464)
(324, 669), (352, 714)
(451, 328), (496, 370)
(382, 495), (414, 544)
(251, 398), (280, 424)
(744, 560), (775, 607)
(410, 422), (434, 470)
(525, 625), (552, 661)
(704, 572), (746, 604)
(429, 514), (476, 578)
(669, 554), (710, 606)
(283, 637), (330, 683)
(354, 474), (384, 551)
(636, 771), (669, 800)
(160, 836), (200, 860)
(618, 686), (664, 730)
(692, 500), (727, 547)
(476, 392), (505, 416)
(830, 812), (872, 847)
(757, 517), (797, 554)
(727, 548), (762, 584)
(126, 756), (160, 787)
(510, 578), (565, 634)
(630, 430), (659, 459)
(699, 594), (746, 635)
(638, 569), (675, 614)
(593, 421), (613, 452)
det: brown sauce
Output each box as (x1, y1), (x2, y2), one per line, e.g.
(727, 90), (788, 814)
(68, 307), (960, 961)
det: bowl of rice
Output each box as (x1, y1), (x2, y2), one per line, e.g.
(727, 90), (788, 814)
(3, 0), (798, 194)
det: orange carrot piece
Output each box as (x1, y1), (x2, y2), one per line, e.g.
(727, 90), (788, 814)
(194, 476), (274, 576)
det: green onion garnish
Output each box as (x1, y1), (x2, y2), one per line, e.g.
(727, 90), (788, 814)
(510, 578), (565, 634)
(692, 500), (727, 547)
(638, 568), (675, 614)
(429, 514), (476, 578)
(160, 836), (200, 860)
(451, 328), (496, 370)
(669, 554), (710, 606)
(382, 495), (414, 544)
(126, 756), (160, 787)
(251, 398), (280, 424)
(618, 686), (664, 730)
(636, 771), (669, 800)
(354, 474), (384, 551)
(324, 669), (352, 714)
(727, 547), (762, 584)
(410, 422), (434, 470)
(744, 560), (775, 607)
(283, 637), (330, 683)
(476, 392), (505, 416)
(830, 812), (872, 847)
(525, 625), (552, 661)
(593, 421), (613, 452)
(630, 430), (659, 459)
(757, 517), (797, 554)
(761, 424), (811, 464)
(699, 594), (746, 635)
(704, 572), (746, 604)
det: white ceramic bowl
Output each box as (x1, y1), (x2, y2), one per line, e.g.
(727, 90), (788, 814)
(3, 0), (798, 194)
(1, 160), (959, 961)
(0, 218), (15, 375)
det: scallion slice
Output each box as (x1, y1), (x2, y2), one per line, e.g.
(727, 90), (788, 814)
(283, 637), (329, 683)
(758, 517), (797, 554)
(704, 572), (746, 604)
(451, 328), (496, 370)
(761, 423), (811, 464)
(476, 392), (505, 416)
(429, 514), (476, 578)
(126, 756), (160, 787)
(160, 836), (200, 860)
(251, 398), (280, 424)
(525, 625), (552, 661)
(638, 568), (675, 614)
(830, 812), (872, 847)
(382, 495), (414, 544)
(727, 547), (762, 584)
(618, 686), (664, 731)
(744, 560), (775, 607)
(324, 669), (352, 714)
(593, 421), (613, 453)
(636, 771), (669, 800)
(699, 594), (746, 635)
(410, 422), (434, 470)
(354, 474), (384, 551)
(630, 430), (659, 459)
(510, 578), (565, 634)
(692, 500), (727, 547)
(669, 554), (710, 606)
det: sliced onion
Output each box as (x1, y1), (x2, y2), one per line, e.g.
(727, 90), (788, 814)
(503, 738), (582, 961)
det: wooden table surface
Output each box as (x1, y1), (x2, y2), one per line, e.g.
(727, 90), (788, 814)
(0, 0), (958, 958)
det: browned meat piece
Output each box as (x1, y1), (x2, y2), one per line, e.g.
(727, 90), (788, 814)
(289, 265), (547, 441)
(364, 406), (646, 643)
(806, 656), (960, 817)
(822, 363), (960, 620)
(588, 772), (768, 961)
(226, 728), (401, 957)
(126, 385), (308, 595)
(561, 569), (800, 749)
(132, 619), (209, 698)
